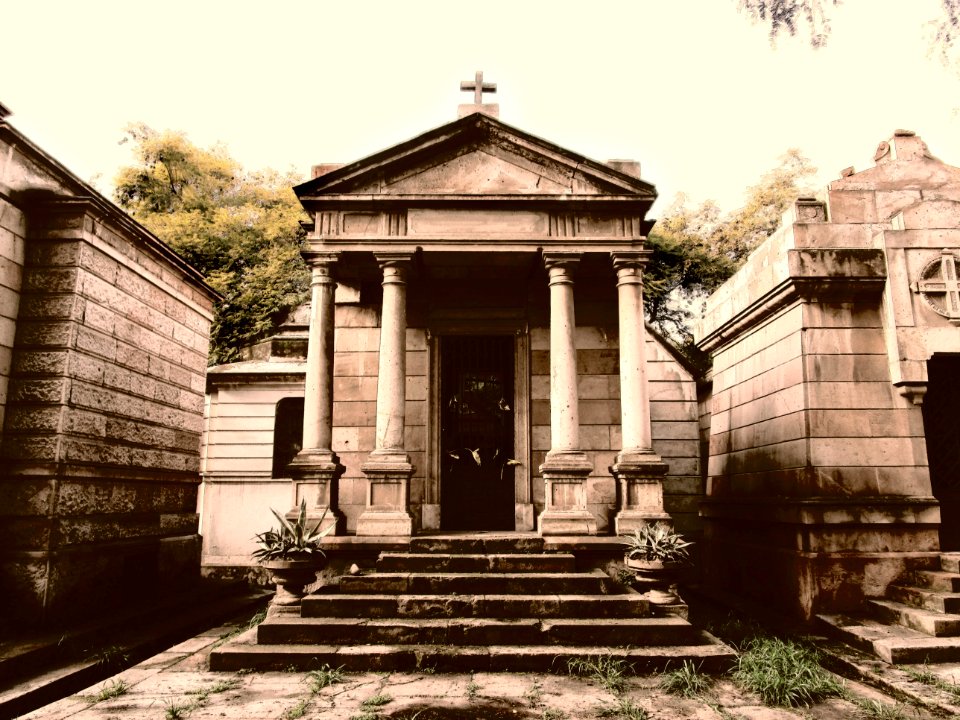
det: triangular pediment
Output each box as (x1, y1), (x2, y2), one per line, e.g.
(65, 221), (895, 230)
(296, 113), (655, 201)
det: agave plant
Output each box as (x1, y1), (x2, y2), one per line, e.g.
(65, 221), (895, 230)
(621, 522), (692, 564)
(252, 500), (333, 562)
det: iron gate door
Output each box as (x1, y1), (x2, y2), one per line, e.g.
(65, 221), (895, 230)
(440, 335), (516, 530)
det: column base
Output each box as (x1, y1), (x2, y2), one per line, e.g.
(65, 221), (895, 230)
(515, 503), (535, 532)
(286, 449), (343, 534)
(358, 453), (414, 537)
(611, 451), (671, 536)
(539, 451), (596, 536)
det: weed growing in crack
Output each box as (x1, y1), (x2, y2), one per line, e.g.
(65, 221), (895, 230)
(659, 660), (711, 698)
(212, 608), (268, 649)
(307, 664), (345, 693)
(82, 679), (130, 704)
(567, 655), (628, 695)
(524, 679), (544, 707)
(541, 709), (566, 720)
(846, 696), (909, 720)
(598, 697), (649, 719)
(734, 636), (844, 707)
(466, 678), (480, 701)
(904, 663), (960, 701)
(284, 697), (311, 719)
(363, 693), (392, 706)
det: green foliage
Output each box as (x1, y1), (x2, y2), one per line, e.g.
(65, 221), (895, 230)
(83, 679), (130, 703)
(621, 523), (692, 563)
(252, 500), (333, 562)
(567, 655), (629, 695)
(213, 607), (268, 648)
(847, 696), (908, 720)
(659, 660), (711, 698)
(598, 697), (650, 720)
(284, 697), (311, 719)
(645, 149), (816, 348)
(114, 124), (309, 364)
(307, 664), (345, 693)
(361, 693), (393, 708)
(904, 663), (960, 701)
(734, 636), (844, 707)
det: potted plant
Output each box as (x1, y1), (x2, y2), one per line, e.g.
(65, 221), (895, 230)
(253, 500), (333, 606)
(620, 522), (692, 605)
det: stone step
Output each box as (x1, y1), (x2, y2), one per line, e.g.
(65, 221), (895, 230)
(376, 552), (577, 573)
(339, 571), (610, 596)
(818, 613), (960, 664)
(257, 616), (701, 647)
(867, 598), (960, 637)
(888, 584), (960, 614)
(409, 536), (545, 554)
(301, 593), (651, 619)
(210, 636), (736, 674)
(913, 570), (960, 592)
(942, 553), (960, 574)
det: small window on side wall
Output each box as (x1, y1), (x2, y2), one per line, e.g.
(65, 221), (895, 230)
(272, 397), (304, 478)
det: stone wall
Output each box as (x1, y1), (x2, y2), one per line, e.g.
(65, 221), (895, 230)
(0, 196), (25, 433)
(530, 326), (701, 535)
(0, 121), (217, 627)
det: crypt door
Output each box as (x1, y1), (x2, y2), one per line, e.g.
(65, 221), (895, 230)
(922, 354), (960, 551)
(440, 335), (516, 531)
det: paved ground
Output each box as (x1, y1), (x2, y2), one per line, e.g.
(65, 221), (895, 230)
(19, 614), (948, 720)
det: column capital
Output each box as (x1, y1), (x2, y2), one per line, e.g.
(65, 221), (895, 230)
(611, 251), (653, 285)
(543, 252), (581, 285)
(374, 252), (414, 285)
(302, 250), (340, 268)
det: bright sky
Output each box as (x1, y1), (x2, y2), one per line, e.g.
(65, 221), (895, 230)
(5, 1), (959, 214)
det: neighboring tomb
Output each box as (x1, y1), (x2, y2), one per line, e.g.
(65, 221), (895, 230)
(0, 114), (219, 627)
(697, 130), (960, 619)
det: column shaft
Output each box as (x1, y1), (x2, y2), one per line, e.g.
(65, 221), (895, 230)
(302, 260), (337, 453)
(375, 257), (408, 454)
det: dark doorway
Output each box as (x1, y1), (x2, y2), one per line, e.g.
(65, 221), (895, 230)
(922, 354), (960, 551)
(440, 335), (516, 531)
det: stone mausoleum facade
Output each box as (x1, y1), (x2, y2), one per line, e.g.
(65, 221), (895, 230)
(200, 107), (703, 574)
(0, 108), (220, 628)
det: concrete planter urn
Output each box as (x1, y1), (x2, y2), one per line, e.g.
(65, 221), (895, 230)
(621, 523), (692, 607)
(624, 557), (685, 605)
(253, 501), (333, 606)
(262, 557), (325, 606)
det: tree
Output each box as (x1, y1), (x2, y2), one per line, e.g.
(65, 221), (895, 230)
(737, 0), (960, 62)
(644, 149), (817, 348)
(114, 124), (310, 365)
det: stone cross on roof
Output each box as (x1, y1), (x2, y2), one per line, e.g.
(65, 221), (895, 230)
(461, 71), (497, 104)
(458, 71), (499, 119)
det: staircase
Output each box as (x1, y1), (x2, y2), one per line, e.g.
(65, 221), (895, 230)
(210, 535), (735, 673)
(818, 553), (960, 664)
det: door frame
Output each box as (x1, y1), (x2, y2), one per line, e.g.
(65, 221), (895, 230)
(424, 324), (532, 531)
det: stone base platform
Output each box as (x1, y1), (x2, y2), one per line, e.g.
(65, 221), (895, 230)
(210, 534), (734, 673)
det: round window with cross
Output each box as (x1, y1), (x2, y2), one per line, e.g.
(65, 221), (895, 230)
(912, 249), (960, 326)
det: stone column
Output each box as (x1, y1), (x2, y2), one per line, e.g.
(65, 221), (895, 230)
(610, 252), (670, 535)
(538, 253), (596, 535)
(287, 252), (341, 533)
(358, 253), (415, 536)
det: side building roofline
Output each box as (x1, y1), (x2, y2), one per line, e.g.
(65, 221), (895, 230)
(0, 119), (222, 303)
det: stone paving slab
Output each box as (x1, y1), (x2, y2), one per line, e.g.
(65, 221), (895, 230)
(20, 616), (947, 720)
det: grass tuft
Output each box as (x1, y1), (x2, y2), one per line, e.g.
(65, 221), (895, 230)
(847, 697), (908, 720)
(361, 693), (392, 708)
(212, 608), (268, 649)
(567, 655), (629, 695)
(307, 664), (345, 693)
(82, 679), (130, 703)
(659, 660), (711, 698)
(284, 697), (310, 719)
(598, 697), (650, 719)
(733, 636), (844, 707)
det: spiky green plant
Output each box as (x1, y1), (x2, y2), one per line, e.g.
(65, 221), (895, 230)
(734, 636), (843, 707)
(620, 523), (692, 563)
(252, 500), (332, 561)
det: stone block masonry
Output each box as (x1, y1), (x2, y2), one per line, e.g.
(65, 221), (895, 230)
(697, 132), (960, 620)
(0, 119), (218, 628)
